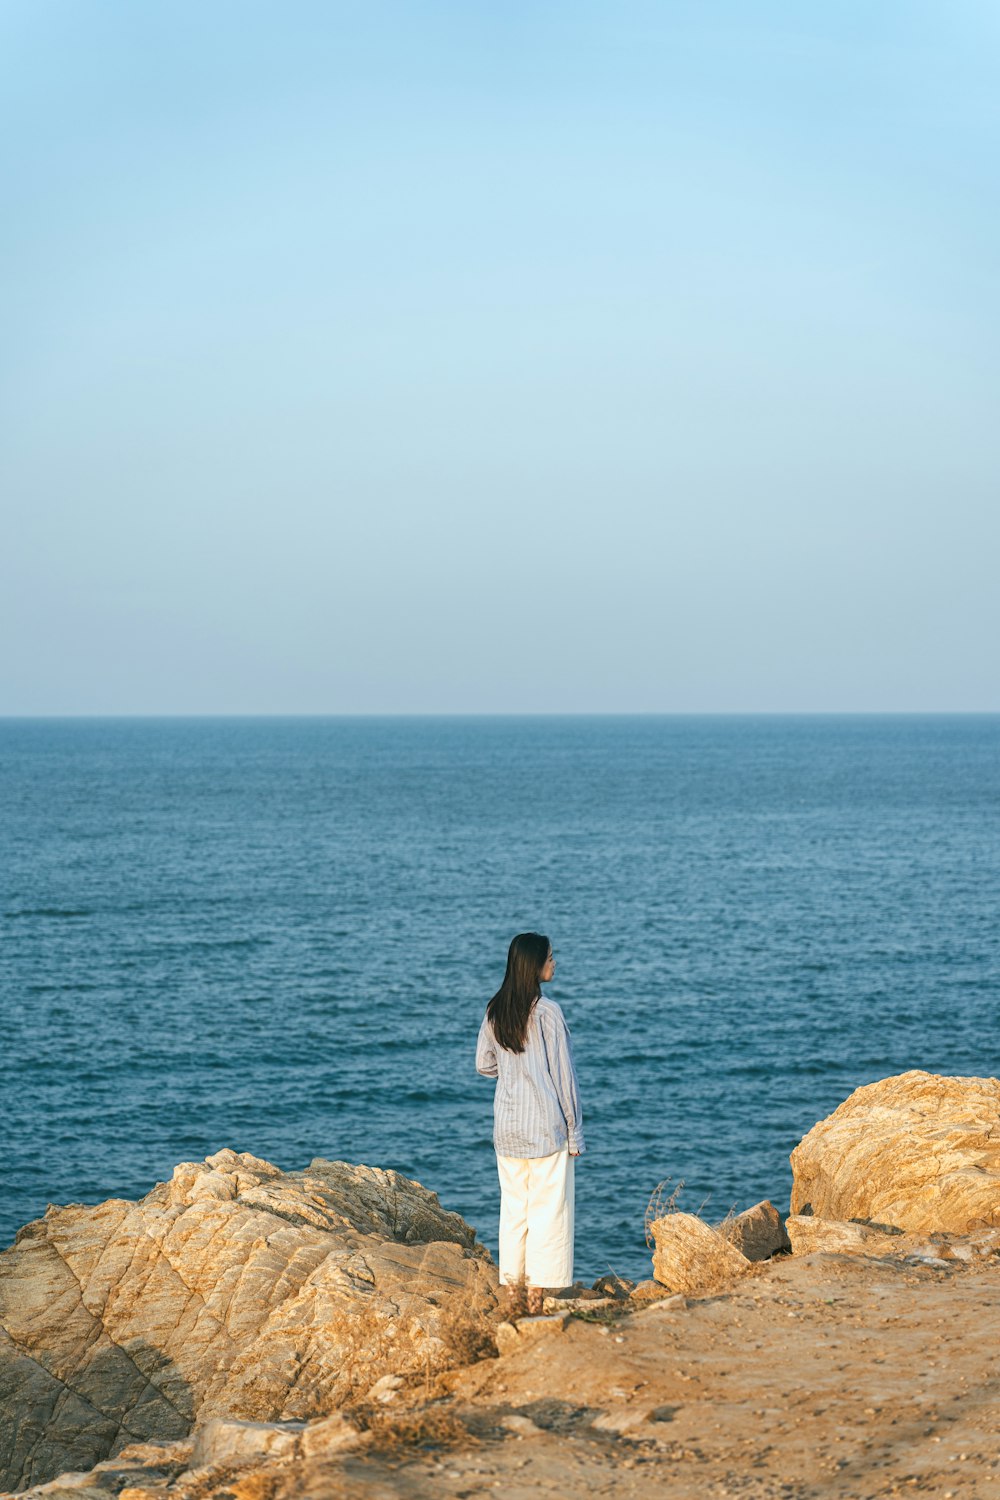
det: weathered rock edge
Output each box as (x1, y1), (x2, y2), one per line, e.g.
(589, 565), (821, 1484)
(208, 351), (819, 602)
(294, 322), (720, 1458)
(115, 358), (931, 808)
(0, 1149), (496, 1493)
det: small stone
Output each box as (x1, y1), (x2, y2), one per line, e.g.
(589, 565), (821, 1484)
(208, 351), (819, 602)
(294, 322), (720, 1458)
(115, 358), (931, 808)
(495, 1320), (521, 1356)
(502, 1414), (543, 1436)
(114, 1441), (194, 1466)
(190, 1418), (304, 1468)
(542, 1294), (615, 1314)
(592, 1272), (635, 1299)
(630, 1279), (676, 1304)
(639, 1293), (688, 1314)
(592, 1407), (650, 1433)
(26, 1475), (99, 1494)
(365, 1372), (404, 1402)
(514, 1312), (571, 1342)
(299, 1413), (368, 1458)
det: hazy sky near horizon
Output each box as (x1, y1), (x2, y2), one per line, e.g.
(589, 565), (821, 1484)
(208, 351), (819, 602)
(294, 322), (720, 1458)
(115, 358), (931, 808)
(2, 1), (998, 714)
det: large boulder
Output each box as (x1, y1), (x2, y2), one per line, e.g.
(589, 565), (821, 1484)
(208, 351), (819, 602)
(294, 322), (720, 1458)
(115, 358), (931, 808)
(790, 1071), (1000, 1234)
(650, 1213), (751, 1293)
(0, 1149), (496, 1492)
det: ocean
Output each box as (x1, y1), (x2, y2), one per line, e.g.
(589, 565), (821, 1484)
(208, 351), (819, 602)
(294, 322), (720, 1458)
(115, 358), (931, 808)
(1, 715), (998, 1282)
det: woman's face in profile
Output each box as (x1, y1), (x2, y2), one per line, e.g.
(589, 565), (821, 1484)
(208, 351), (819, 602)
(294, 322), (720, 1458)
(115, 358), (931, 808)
(540, 948), (556, 983)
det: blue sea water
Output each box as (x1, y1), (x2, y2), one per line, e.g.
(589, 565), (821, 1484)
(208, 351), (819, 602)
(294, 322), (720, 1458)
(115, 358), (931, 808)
(1, 716), (998, 1282)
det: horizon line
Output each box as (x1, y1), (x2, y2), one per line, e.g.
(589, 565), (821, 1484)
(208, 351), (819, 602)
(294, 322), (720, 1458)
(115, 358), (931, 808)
(2, 710), (999, 722)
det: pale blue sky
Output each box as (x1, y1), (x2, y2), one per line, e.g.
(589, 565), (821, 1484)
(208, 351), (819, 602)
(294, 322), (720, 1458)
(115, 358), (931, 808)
(2, 1), (997, 713)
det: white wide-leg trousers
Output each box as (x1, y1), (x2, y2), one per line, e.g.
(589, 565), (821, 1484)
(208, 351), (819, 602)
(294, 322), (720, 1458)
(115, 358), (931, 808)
(496, 1147), (574, 1288)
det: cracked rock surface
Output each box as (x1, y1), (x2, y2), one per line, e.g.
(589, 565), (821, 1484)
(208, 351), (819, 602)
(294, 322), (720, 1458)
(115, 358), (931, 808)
(0, 1150), (495, 1492)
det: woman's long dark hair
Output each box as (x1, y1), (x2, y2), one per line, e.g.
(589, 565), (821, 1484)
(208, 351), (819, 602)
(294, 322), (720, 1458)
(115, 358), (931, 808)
(487, 932), (550, 1053)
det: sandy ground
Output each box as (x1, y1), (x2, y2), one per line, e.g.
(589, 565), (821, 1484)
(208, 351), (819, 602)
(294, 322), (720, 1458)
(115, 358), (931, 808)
(318, 1249), (1000, 1500)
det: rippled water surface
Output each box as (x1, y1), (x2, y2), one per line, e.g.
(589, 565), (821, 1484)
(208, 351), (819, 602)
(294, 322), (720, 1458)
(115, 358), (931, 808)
(2, 716), (998, 1280)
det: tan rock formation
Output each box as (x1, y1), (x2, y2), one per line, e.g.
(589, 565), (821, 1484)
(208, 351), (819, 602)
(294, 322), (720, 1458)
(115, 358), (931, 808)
(790, 1070), (1000, 1233)
(650, 1213), (751, 1293)
(717, 1200), (790, 1262)
(784, 1215), (904, 1256)
(0, 1149), (495, 1493)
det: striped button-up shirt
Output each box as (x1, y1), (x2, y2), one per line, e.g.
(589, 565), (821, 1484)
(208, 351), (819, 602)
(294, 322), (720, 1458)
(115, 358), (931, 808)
(476, 996), (585, 1158)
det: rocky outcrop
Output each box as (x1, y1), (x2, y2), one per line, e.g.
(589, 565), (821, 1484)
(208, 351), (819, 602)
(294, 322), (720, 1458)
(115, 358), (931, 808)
(784, 1215), (904, 1257)
(0, 1149), (496, 1493)
(785, 1215), (1000, 1264)
(650, 1213), (751, 1293)
(7, 1241), (1000, 1500)
(790, 1071), (1000, 1234)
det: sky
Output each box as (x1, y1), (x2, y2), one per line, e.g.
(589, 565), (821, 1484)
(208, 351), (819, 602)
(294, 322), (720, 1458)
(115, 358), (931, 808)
(2, 1), (998, 714)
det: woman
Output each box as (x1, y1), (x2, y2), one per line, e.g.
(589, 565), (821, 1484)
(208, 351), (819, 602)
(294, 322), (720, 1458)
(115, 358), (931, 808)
(476, 932), (585, 1315)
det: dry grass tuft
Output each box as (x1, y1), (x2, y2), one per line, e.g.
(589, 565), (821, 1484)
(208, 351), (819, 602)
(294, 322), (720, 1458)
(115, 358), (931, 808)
(214, 1474), (281, 1500)
(496, 1275), (530, 1321)
(293, 1269), (500, 1421)
(337, 1302), (398, 1399)
(644, 1178), (685, 1247)
(714, 1205), (740, 1241)
(289, 1290), (431, 1416)
(432, 1272), (499, 1369)
(356, 1403), (474, 1455)
(178, 1466), (279, 1500)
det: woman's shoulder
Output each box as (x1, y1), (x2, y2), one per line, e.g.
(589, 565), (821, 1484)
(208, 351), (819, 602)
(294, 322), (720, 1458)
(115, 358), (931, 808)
(535, 995), (566, 1024)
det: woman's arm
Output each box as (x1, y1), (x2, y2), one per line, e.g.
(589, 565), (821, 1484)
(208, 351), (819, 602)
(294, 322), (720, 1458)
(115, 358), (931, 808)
(475, 1014), (498, 1077)
(540, 1005), (585, 1154)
